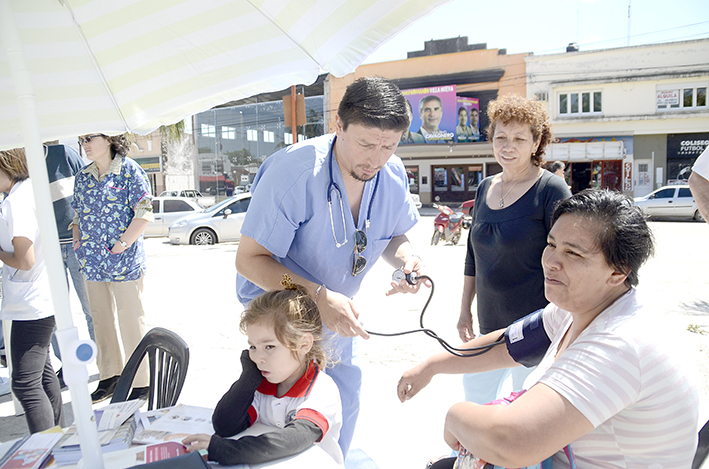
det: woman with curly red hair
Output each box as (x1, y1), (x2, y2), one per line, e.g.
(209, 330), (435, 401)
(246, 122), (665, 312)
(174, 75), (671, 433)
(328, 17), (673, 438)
(456, 95), (571, 406)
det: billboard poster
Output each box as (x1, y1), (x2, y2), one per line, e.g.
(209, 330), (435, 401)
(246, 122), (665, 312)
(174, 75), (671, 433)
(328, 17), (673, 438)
(456, 97), (480, 142)
(400, 85), (457, 144)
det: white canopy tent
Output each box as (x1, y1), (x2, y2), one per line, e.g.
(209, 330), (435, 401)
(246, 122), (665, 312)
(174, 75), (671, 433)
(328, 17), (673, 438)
(0, 0), (451, 466)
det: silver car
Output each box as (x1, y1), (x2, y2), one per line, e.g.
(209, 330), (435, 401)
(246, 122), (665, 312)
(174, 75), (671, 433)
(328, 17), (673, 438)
(168, 193), (252, 245)
(146, 197), (205, 237)
(633, 185), (704, 221)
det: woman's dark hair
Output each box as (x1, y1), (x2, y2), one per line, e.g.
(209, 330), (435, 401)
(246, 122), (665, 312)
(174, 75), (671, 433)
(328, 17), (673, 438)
(337, 77), (410, 133)
(551, 189), (654, 288)
(106, 134), (131, 159)
(485, 94), (553, 167)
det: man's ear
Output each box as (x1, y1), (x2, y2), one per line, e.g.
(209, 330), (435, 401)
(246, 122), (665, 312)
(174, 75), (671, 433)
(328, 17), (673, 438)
(334, 114), (344, 134)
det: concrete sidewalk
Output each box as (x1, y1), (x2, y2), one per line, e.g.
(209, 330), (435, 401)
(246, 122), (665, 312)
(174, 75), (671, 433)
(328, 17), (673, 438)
(1, 216), (708, 468)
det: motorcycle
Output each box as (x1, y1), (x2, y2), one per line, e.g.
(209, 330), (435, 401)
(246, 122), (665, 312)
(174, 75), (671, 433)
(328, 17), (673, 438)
(431, 202), (468, 245)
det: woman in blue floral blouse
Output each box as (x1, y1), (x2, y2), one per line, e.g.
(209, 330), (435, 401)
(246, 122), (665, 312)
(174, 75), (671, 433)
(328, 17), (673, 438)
(71, 133), (153, 403)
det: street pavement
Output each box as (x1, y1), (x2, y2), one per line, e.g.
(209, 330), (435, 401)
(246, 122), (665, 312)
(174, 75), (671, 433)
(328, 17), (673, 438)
(1, 208), (708, 468)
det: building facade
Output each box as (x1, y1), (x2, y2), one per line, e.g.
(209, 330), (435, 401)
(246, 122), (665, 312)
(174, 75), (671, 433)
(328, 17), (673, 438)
(526, 39), (709, 197)
(328, 37), (529, 204)
(191, 78), (325, 197)
(182, 37), (708, 202)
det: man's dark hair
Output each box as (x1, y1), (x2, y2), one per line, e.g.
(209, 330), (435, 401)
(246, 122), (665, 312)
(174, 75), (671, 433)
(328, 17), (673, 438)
(337, 77), (409, 132)
(551, 189), (654, 288)
(550, 160), (565, 174)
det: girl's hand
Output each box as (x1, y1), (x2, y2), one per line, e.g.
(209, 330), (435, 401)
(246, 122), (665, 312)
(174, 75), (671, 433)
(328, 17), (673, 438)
(182, 434), (211, 452)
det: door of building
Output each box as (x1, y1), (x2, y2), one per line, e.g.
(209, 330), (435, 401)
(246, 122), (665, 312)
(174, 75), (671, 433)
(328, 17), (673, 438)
(635, 160), (653, 197)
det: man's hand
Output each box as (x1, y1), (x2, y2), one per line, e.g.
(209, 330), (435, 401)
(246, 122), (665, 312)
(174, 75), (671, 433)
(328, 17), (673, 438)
(397, 362), (433, 402)
(386, 254), (430, 296)
(318, 288), (370, 339)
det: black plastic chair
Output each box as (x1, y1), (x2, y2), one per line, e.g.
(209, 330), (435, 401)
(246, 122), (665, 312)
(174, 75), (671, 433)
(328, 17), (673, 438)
(693, 420), (709, 469)
(111, 327), (190, 410)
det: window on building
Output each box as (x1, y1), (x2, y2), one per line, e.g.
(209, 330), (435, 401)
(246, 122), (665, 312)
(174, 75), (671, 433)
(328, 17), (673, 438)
(284, 132), (293, 145)
(657, 84), (707, 110)
(559, 91), (602, 115)
(222, 126), (236, 139)
(264, 130), (274, 143)
(247, 129), (258, 141)
(200, 124), (215, 137)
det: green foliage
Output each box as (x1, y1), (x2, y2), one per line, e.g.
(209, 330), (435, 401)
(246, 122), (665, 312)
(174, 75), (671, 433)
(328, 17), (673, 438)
(159, 121), (185, 144)
(687, 324), (708, 335)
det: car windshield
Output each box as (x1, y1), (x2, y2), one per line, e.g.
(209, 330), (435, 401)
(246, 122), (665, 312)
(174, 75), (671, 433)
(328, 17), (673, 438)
(203, 197), (244, 214)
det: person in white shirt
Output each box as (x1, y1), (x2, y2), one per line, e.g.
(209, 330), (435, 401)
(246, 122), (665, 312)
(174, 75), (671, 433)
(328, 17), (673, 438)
(0, 148), (64, 433)
(689, 146), (709, 222)
(398, 189), (698, 468)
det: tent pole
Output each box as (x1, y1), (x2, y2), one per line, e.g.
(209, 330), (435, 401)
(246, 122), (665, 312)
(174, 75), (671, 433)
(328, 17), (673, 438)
(0, 2), (104, 467)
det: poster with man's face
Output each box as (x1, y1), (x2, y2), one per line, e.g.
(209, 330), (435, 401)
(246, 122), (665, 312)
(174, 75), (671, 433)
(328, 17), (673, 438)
(456, 97), (480, 142)
(399, 85), (457, 144)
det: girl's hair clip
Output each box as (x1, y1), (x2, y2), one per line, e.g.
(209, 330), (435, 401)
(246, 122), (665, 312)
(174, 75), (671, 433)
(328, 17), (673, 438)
(280, 273), (298, 291)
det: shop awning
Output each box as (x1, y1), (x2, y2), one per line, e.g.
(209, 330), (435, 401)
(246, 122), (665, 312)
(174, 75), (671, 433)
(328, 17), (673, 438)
(548, 141), (625, 161)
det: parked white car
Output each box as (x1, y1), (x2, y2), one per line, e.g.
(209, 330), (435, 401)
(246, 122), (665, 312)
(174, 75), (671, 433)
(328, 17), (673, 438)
(145, 197), (205, 237)
(633, 185), (704, 221)
(168, 193), (252, 245)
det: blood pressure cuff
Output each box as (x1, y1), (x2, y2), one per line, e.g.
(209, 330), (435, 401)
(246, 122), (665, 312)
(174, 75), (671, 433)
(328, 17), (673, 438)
(504, 309), (551, 367)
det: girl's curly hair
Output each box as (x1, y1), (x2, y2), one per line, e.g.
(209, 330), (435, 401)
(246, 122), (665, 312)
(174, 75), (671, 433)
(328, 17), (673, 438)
(240, 285), (331, 369)
(485, 94), (553, 167)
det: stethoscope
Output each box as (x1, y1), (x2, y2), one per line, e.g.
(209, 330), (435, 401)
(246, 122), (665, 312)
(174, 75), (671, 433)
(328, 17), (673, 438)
(366, 270), (506, 358)
(325, 139), (503, 357)
(326, 137), (380, 248)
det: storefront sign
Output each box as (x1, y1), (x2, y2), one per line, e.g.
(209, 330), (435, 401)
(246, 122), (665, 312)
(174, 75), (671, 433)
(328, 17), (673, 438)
(623, 161), (633, 191)
(133, 156), (162, 173)
(667, 133), (709, 158)
(656, 89), (679, 106)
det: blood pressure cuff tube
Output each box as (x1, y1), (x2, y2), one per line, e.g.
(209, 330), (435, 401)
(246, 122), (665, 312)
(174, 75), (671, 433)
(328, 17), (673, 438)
(504, 309), (551, 368)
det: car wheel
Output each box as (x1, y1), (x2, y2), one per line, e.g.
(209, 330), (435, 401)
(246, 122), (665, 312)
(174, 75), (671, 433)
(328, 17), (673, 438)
(695, 209), (705, 222)
(191, 228), (217, 245)
(431, 230), (441, 246)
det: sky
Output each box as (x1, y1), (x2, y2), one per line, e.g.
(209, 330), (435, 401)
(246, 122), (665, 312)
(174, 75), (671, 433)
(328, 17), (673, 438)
(362, 0), (709, 64)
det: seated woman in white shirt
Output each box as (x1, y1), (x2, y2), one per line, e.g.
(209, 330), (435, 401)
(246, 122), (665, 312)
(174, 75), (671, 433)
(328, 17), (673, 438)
(397, 189), (699, 468)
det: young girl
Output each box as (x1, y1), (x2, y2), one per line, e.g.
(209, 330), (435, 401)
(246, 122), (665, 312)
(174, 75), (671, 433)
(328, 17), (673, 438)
(183, 275), (343, 466)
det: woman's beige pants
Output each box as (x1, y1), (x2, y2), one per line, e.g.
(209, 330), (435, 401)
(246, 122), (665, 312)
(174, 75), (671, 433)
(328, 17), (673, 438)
(86, 276), (149, 387)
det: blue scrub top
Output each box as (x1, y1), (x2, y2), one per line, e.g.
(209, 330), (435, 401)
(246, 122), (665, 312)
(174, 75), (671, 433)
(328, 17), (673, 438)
(236, 134), (419, 304)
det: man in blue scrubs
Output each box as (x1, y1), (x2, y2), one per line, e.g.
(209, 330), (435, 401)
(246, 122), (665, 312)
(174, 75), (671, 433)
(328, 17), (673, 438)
(235, 77), (425, 457)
